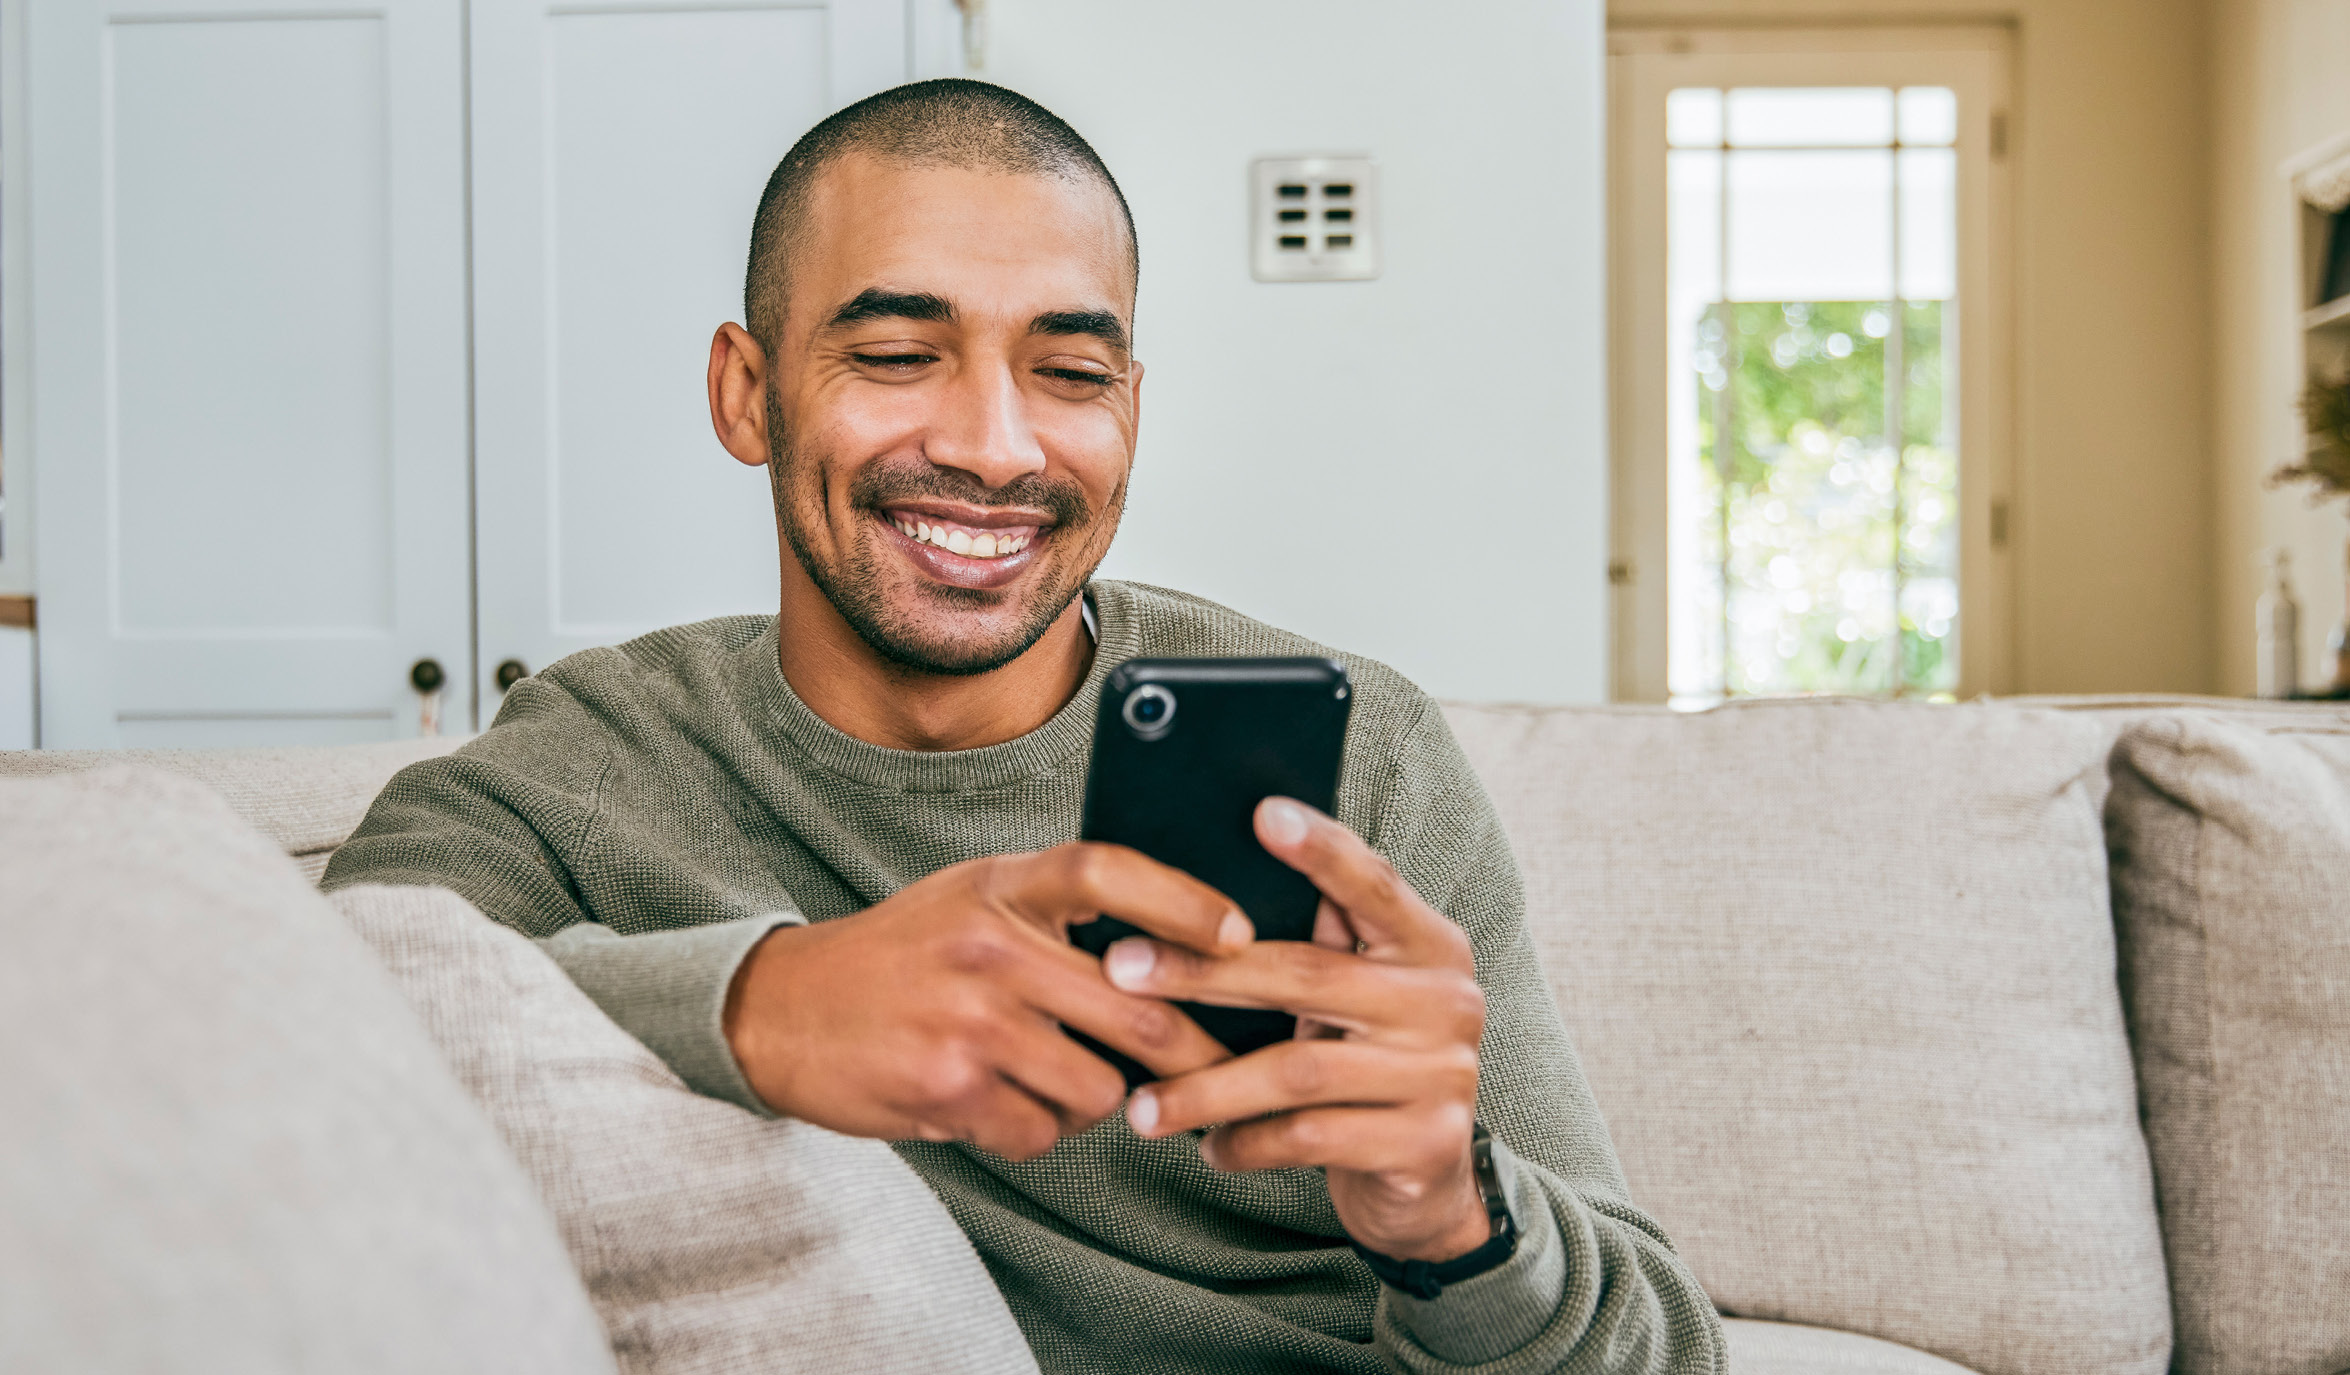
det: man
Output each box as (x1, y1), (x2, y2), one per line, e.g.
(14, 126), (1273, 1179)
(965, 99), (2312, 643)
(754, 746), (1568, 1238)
(326, 79), (1723, 1373)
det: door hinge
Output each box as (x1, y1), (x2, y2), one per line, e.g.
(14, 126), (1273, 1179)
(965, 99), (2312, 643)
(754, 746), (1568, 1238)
(1607, 558), (1634, 587)
(1990, 111), (2009, 162)
(1989, 500), (2010, 549)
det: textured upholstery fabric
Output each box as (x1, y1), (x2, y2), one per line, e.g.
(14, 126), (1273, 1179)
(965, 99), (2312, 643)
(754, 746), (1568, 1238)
(2106, 714), (2350, 1375)
(0, 768), (612, 1375)
(0, 736), (463, 878)
(1723, 1320), (1984, 1374)
(328, 882), (1042, 1375)
(1442, 697), (2172, 1375)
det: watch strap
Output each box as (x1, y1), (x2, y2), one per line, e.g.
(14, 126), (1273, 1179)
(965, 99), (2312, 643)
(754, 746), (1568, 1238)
(1350, 1123), (1518, 1301)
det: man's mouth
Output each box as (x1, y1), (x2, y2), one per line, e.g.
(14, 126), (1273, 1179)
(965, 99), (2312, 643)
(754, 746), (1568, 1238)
(874, 503), (1060, 592)
(883, 509), (1041, 562)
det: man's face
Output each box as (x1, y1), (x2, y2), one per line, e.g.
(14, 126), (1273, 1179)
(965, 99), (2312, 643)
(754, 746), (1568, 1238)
(763, 154), (1140, 676)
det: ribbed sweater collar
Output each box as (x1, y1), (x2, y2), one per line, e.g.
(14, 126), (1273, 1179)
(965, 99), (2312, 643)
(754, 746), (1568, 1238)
(727, 580), (1141, 794)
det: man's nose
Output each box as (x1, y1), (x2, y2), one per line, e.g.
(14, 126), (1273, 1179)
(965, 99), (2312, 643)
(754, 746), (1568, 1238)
(924, 360), (1048, 490)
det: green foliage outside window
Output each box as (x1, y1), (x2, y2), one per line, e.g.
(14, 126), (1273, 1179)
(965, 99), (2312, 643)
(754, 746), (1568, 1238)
(1693, 299), (1959, 697)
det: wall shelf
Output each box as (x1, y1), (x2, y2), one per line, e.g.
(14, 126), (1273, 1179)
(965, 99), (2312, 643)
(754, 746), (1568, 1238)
(2310, 293), (2350, 337)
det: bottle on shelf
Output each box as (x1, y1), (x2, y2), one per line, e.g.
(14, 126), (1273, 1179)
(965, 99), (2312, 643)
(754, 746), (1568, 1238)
(2260, 548), (2302, 699)
(2330, 539), (2350, 694)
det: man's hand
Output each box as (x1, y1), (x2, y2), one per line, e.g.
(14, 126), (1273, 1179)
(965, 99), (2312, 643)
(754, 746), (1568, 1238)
(724, 843), (1245, 1161)
(1107, 799), (1491, 1263)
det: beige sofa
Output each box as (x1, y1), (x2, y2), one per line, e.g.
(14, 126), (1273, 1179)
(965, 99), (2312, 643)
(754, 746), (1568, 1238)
(4, 695), (2346, 1375)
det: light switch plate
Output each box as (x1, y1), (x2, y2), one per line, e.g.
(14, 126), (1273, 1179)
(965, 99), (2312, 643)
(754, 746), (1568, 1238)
(1251, 156), (1379, 282)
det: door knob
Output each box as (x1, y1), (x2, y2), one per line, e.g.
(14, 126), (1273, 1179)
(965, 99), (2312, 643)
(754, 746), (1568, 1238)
(410, 658), (447, 737)
(495, 658), (530, 692)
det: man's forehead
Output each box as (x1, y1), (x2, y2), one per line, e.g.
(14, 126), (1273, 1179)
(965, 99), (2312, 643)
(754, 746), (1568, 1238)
(793, 154), (1135, 316)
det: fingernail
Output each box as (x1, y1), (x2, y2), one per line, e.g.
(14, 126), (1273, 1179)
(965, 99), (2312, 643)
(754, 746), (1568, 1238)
(1218, 910), (1254, 949)
(1127, 1089), (1159, 1136)
(1104, 938), (1155, 987)
(1261, 798), (1309, 847)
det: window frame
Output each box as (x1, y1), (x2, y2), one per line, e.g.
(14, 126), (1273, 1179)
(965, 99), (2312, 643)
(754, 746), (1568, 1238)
(1608, 25), (2016, 702)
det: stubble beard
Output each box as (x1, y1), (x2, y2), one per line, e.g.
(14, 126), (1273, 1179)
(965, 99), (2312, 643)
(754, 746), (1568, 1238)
(764, 389), (1121, 677)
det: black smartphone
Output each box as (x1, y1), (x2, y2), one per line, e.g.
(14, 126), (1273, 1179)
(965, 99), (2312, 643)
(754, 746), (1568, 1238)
(1071, 656), (1353, 1087)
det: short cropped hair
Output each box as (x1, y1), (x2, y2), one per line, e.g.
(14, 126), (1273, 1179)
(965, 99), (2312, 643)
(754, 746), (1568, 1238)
(743, 79), (1138, 350)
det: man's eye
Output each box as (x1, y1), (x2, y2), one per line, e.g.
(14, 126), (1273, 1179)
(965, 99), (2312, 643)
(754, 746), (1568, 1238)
(1038, 367), (1114, 388)
(853, 352), (934, 369)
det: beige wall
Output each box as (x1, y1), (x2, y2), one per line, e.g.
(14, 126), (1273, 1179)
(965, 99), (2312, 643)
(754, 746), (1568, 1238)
(2210, 0), (2350, 697)
(1612, 0), (2219, 693)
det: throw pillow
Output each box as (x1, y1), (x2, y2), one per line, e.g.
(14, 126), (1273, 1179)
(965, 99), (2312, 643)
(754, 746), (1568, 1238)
(1443, 698), (2172, 1375)
(329, 882), (1041, 1375)
(0, 768), (612, 1374)
(2106, 713), (2350, 1375)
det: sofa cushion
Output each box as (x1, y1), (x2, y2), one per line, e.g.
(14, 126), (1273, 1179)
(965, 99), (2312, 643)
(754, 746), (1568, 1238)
(0, 768), (612, 1375)
(0, 736), (463, 878)
(1443, 698), (2171, 1375)
(2106, 714), (2350, 1375)
(1724, 1319), (1983, 1374)
(328, 883), (1040, 1375)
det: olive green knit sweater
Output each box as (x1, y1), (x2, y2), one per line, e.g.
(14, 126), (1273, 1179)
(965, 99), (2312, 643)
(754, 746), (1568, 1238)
(324, 579), (1723, 1375)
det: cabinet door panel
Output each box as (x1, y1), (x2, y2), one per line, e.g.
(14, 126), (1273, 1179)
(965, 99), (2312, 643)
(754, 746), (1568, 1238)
(470, 0), (906, 710)
(29, 0), (471, 747)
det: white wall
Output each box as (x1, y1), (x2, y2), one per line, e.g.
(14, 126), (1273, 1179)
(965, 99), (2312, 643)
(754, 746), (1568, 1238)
(2, 0), (35, 603)
(985, 0), (1610, 704)
(0, 627), (32, 748)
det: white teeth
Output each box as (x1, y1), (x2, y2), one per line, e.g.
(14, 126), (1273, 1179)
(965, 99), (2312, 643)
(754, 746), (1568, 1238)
(891, 516), (1034, 558)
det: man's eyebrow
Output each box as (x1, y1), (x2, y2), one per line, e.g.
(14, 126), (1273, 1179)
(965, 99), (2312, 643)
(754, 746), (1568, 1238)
(1030, 309), (1130, 353)
(822, 289), (957, 330)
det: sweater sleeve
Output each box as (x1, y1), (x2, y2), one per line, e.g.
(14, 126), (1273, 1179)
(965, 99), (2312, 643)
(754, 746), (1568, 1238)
(537, 916), (793, 1113)
(321, 736), (795, 1114)
(1366, 700), (1726, 1374)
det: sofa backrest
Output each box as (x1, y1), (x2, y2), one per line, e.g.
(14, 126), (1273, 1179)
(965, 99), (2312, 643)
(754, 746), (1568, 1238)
(0, 736), (463, 879)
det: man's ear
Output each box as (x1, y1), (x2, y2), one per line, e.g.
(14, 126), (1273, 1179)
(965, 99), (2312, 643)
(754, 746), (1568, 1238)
(708, 322), (773, 468)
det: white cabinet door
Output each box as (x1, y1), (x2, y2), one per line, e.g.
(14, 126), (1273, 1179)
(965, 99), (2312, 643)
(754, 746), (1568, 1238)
(29, 0), (473, 747)
(468, 0), (905, 711)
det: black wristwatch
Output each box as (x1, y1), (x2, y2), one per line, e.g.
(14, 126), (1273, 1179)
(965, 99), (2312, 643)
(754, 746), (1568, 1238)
(1349, 1123), (1518, 1301)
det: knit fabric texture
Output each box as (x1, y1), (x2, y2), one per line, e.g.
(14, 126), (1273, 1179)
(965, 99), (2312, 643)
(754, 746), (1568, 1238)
(324, 579), (1725, 1374)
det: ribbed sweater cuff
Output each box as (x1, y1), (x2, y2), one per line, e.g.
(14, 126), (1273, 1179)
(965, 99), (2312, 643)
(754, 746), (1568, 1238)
(1379, 1136), (1568, 1366)
(536, 913), (799, 1116)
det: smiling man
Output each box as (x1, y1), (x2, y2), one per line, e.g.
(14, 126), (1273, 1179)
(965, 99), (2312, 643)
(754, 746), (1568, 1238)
(326, 80), (1723, 1374)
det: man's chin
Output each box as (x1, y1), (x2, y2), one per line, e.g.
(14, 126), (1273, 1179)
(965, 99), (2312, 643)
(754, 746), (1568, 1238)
(850, 590), (1074, 678)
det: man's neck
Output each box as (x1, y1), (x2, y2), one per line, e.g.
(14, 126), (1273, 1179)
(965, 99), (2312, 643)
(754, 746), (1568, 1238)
(773, 573), (1095, 753)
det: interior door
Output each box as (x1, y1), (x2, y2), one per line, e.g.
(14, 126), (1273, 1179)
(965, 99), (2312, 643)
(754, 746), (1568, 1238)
(28, 0), (474, 747)
(467, 0), (907, 722)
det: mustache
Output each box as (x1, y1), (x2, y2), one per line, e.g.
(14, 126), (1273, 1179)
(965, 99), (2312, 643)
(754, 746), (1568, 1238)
(846, 458), (1093, 529)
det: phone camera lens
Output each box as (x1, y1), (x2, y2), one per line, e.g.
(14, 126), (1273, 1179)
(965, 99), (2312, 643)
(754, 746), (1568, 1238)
(1122, 684), (1176, 739)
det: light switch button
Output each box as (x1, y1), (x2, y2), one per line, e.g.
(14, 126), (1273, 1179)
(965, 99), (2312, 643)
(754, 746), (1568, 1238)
(1251, 156), (1379, 282)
